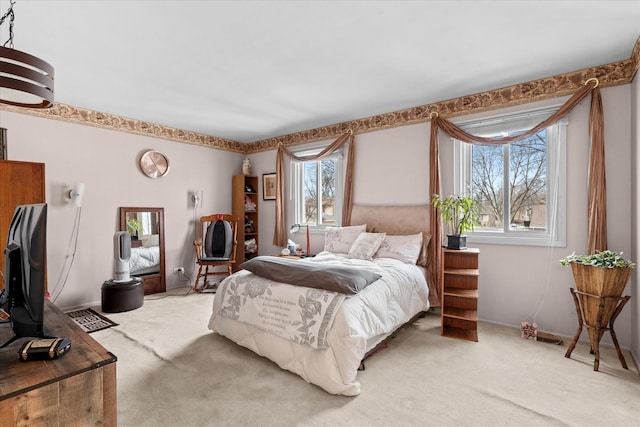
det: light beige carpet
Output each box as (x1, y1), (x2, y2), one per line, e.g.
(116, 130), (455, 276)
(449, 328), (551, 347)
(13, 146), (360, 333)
(91, 287), (640, 427)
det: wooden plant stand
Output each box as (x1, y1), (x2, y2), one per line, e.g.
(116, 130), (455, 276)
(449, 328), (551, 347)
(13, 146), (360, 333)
(564, 287), (630, 371)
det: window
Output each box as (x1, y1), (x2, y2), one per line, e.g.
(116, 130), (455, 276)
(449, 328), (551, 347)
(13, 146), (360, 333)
(291, 148), (343, 229)
(454, 108), (567, 246)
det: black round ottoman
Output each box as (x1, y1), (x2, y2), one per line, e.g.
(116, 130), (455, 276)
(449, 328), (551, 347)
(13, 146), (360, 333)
(101, 278), (144, 313)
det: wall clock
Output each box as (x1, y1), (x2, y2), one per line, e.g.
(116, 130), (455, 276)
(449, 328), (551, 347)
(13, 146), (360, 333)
(140, 150), (170, 178)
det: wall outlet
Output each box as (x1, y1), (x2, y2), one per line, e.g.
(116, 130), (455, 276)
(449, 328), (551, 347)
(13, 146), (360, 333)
(174, 267), (184, 274)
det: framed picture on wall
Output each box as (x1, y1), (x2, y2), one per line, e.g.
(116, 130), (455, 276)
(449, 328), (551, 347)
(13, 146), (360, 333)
(263, 173), (276, 200)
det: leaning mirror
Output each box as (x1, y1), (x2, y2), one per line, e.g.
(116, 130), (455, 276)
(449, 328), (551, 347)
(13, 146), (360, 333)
(119, 207), (165, 294)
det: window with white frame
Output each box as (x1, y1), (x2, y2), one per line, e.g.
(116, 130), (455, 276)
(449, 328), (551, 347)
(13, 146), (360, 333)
(454, 108), (567, 247)
(291, 148), (343, 229)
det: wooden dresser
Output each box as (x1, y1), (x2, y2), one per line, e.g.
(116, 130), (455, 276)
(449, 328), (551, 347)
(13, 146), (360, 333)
(0, 301), (117, 426)
(0, 160), (46, 285)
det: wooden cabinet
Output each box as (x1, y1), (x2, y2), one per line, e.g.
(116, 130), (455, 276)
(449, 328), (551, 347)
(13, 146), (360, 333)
(0, 160), (46, 285)
(441, 248), (479, 342)
(0, 301), (117, 426)
(232, 175), (259, 269)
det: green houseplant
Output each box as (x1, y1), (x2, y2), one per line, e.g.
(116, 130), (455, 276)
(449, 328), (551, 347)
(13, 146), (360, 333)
(431, 194), (481, 250)
(559, 250), (635, 297)
(126, 218), (143, 238)
(559, 250), (635, 353)
(559, 250), (636, 269)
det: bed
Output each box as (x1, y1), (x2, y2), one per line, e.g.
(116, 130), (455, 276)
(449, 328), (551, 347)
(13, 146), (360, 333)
(208, 205), (434, 396)
(129, 235), (161, 275)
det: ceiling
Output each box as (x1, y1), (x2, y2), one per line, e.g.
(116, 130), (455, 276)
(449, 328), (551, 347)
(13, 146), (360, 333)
(3, 1), (640, 143)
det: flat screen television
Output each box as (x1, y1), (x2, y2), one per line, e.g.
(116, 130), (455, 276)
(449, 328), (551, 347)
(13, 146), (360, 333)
(1, 203), (49, 348)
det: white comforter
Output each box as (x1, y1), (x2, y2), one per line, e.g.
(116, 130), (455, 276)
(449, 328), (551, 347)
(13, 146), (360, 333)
(209, 251), (429, 396)
(129, 245), (160, 275)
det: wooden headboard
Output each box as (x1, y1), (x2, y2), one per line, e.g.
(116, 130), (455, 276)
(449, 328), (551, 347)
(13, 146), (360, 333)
(350, 204), (438, 306)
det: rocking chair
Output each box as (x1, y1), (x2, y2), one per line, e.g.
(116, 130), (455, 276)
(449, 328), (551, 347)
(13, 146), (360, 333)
(193, 214), (238, 292)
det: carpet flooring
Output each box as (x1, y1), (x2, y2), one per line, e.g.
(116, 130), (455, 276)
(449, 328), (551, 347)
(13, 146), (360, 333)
(90, 287), (640, 427)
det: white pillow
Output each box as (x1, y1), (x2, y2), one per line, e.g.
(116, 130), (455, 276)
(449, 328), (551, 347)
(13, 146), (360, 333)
(142, 234), (160, 247)
(375, 233), (424, 264)
(348, 232), (386, 260)
(324, 224), (366, 254)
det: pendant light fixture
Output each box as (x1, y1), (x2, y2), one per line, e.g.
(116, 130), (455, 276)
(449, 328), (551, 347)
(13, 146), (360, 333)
(0, 0), (54, 108)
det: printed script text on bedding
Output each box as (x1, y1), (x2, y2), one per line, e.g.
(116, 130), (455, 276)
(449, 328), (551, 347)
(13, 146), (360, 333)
(217, 273), (345, 349)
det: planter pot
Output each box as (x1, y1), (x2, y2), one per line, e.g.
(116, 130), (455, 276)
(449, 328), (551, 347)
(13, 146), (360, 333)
(446, 234), (467, 250)
(524, 220), (531, 227)
(569, 262), (632, 349)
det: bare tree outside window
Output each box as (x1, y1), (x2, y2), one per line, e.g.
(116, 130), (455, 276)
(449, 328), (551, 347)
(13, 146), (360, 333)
(304, 162), (318, 224)
(304, 159), (337, 226)
(471, 129), (547, 231)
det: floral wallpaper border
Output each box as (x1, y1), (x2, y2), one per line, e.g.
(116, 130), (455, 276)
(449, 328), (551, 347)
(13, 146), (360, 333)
(245, 58), (635, 153)
(0, 102), (245, 153)
(1, 37), (638, 154)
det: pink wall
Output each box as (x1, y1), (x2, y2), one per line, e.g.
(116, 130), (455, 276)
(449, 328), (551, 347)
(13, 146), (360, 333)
(0, 110), (243, 309)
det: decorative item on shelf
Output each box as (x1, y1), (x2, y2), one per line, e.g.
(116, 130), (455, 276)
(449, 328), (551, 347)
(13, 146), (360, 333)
(242, 158), (252, 176)
(431, 194), (481, 250)
(559, 250), (636, 370)
(245, 184), (255, 193)
(244, 195), (256, 212)
(244, 215), (255, 234)
(244, 238), (257, 254)
(0, 0), (54, 108)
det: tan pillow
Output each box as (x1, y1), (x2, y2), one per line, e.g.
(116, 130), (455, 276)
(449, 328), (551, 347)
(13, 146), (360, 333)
(142, 234), (160, 247)
(375, 233), (424, 264)
(324, 224), (366, 254)
(348, 232), (386, 261)
(416, 233), (431, 267)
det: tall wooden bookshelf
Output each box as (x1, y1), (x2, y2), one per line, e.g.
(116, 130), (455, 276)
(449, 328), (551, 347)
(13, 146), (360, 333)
(441, 247), (479, 342)
(232, 175), (259, 270)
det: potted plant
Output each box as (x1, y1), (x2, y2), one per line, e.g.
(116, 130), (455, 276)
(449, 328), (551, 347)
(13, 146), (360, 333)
(523, 206), (532, 228)
(559, 250), (635, 352)
(126, 218), (143, 239)
(431, 194), (481, 250)
(559, 250), (635, 296)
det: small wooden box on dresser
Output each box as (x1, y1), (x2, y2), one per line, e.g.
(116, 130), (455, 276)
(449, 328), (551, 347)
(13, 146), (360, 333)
(441, 247), (479, 342)
(0, 301), (117, 426)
